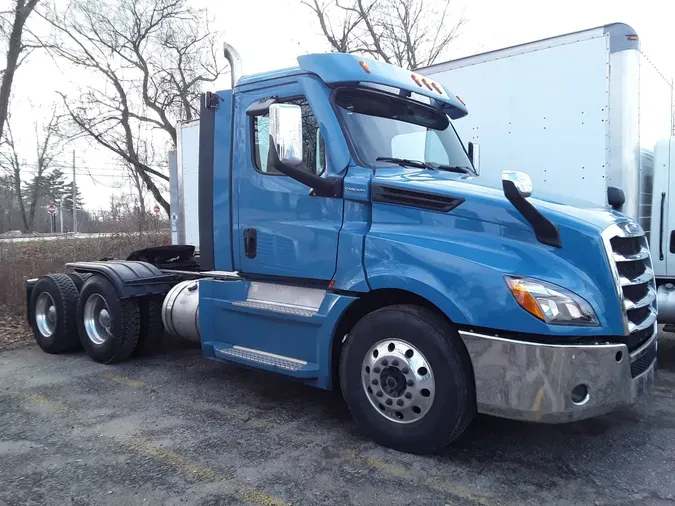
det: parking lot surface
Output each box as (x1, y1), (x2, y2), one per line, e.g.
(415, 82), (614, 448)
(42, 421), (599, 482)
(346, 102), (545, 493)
(1, 334), (675, 506)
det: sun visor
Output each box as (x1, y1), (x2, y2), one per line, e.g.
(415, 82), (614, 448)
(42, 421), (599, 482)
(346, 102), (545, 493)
(298, 53), (468, 119)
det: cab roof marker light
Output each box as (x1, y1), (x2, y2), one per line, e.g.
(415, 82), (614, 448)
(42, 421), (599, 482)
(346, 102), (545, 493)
(456, 95), (466, 106)
(359, 60), (371, 73)
(411, 74), (423, 87)
(421, 78), (433, 91)
(431, 82), (443, 94)
(627, 35), (638, 41)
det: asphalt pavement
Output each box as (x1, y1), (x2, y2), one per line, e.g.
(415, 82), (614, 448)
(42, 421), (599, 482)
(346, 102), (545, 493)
(1, 333), (674, 506)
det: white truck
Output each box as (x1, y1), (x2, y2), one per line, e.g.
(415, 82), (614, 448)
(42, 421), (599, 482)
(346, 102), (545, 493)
(421, 22), (675, 324)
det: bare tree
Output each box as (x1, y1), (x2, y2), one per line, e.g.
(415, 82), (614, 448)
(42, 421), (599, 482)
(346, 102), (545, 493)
(305, 0), (466, 70)
(0, 0), (40, 142)
(0, 118), (28, 230)
(40, 0), (226, 214)
(0, 107), (64, 232)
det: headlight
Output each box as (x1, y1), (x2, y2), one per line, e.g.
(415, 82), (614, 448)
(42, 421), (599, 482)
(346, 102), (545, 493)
(505, 276), (598, 326)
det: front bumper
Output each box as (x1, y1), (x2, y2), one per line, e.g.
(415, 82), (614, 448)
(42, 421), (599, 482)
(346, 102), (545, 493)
(458, 329), (657, 423)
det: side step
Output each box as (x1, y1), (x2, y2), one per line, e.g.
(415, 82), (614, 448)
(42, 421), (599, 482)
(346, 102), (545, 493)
(210, 343), (320, 378)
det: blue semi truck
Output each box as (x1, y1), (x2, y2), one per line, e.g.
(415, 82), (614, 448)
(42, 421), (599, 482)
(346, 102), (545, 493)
(26, 45), (657, 454)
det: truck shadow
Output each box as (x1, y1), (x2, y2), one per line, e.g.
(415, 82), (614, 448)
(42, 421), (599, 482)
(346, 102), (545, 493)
(155, 332), (675, 466)
(657, 332), (675, 370)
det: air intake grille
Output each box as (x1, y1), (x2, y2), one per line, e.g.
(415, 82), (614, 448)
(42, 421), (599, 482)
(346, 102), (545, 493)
(371, 184), (464, 212)
(631, 340), (657, 378)
(603, 222), (656, 351)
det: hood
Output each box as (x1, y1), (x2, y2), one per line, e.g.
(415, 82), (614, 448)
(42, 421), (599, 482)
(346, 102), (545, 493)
(372, 168), (627, 235)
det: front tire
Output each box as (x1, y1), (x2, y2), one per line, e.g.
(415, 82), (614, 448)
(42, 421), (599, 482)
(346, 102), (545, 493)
(30, 274), (80, 353)
(77, 275), (140, 364)
(340, 304), (475, 454)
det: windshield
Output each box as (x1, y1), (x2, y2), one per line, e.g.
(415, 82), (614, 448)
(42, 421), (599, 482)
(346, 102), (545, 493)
(334, 88), (474, 172)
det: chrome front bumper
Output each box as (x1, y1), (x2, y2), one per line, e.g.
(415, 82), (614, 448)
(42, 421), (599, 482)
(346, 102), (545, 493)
(459, 329), (657, 423)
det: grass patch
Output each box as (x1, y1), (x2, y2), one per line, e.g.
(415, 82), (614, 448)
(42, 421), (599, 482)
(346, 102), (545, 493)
(0, 232), (170, 318)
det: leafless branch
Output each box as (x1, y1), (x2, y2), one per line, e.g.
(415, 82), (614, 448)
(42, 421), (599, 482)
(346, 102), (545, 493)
(36, 0), (224, 214)
(0, 0), (41, 142)
(306, 0), (466, 70)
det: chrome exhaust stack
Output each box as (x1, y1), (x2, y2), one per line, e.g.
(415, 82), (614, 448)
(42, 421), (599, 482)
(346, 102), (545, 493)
(223, 42), (242, 89)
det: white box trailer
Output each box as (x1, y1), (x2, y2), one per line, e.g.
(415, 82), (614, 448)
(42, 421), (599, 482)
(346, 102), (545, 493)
(169, 119), (200, 250)
(421, 23), (675, 324)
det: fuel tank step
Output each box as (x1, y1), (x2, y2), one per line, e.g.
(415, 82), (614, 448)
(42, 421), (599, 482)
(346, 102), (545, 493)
(210, 343), (320, 378)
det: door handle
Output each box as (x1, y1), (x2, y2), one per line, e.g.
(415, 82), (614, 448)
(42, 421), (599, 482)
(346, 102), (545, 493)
(244, 228), (257, 259)
(660, 192), (666, 260)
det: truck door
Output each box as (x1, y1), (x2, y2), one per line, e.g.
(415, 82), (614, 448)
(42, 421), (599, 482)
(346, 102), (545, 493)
(652, 138), (675, 277)
(233, 87), (343, 280)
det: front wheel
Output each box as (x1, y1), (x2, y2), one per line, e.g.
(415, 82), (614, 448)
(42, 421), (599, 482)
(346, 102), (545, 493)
(340, 304), (475, 454)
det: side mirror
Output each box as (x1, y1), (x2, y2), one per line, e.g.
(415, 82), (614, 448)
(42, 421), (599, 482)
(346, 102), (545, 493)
(502, 170), (532, 198)
(267, 103), (342, 198)
(468, 141), (480, 174)
(269, 103), (303, 167)
(607, 186), (625, 210)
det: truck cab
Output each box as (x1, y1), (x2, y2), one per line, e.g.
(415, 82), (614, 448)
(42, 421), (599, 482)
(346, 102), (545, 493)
(27, 47), (657, 454)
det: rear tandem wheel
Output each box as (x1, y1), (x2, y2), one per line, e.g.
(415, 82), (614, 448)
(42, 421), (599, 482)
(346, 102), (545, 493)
(29, 274), (80, 353)
(77, 274), (141, 364)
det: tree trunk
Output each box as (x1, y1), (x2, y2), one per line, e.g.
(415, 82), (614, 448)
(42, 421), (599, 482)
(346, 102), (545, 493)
(135, 164), (169, 214)
(12, 168), (28, 231)
(27, 191), (38, 232)
(0, 0), (39, 142)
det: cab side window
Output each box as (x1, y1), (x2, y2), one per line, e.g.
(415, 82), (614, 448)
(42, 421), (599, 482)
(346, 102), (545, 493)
(253, 98), (326, 175)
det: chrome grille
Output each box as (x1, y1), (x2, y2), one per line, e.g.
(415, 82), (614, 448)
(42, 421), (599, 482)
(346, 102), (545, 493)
(602, 221), (657, 349)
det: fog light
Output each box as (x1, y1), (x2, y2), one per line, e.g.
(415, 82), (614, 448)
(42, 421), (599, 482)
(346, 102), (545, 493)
(571, 384), (589, 405)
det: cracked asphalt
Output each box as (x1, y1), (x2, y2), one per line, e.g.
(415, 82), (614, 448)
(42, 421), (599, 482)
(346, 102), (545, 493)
(1, 332), (674, 506)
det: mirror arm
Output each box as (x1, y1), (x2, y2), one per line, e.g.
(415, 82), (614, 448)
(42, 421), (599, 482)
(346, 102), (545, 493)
(267, 137), (343, 198)
(503, 179), (561, 248)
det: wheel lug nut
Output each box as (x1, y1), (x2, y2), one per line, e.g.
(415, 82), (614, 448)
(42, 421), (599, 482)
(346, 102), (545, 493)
(385, 399), (392, 406)
(376, 391), (383, 397)
(373, 367), (380, 373)
(381, 359), (388, 366)
(372, 379), (379, 385)
(396, 399), (404, 406)
(404, 392), (412, 399)
(407, 379), (414, 387)
(392, 359), (399, 366)
(402, 367), (409, 374)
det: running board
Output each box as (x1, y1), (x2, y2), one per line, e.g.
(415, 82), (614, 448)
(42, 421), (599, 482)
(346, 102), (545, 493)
(210, 343), (320, 378)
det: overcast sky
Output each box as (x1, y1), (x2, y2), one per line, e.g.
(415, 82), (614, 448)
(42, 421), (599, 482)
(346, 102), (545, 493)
(8, 0), (675, 212)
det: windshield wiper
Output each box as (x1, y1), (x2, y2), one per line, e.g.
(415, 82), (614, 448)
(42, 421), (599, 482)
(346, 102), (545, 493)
(426, 162), (475, 175)
(376, 157), (475, 175)
(375, 157), (431, 169)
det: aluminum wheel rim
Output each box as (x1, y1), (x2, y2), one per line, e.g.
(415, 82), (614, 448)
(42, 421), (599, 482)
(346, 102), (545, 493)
(83, 294), (111, 345)
(35, 292), (57, 338)
(361, 338), (435, 424)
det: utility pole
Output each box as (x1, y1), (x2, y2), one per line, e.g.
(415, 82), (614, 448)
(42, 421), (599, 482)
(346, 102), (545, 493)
(59, 199), (63, 233)
(72, 150), (77, 234)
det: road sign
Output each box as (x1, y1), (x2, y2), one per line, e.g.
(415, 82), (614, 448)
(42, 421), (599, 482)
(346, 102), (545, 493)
(153, 204), (160, 214)
(48, 204), (56, 214)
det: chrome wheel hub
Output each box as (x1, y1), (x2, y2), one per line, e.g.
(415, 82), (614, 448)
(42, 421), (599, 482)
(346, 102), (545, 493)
(35, 292), (57, 337)
(361, 339), (435, 424)
(84, 294), (111, 345)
